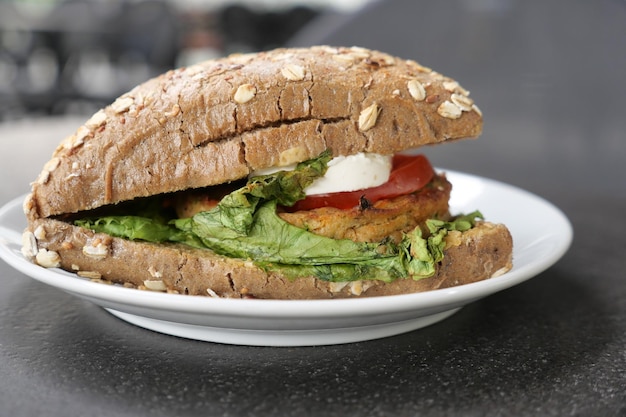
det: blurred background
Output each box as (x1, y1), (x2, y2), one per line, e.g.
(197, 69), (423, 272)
(0, 0), (371, 121)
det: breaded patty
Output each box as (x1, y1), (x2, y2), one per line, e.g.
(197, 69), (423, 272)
(279, 174), (451, 243)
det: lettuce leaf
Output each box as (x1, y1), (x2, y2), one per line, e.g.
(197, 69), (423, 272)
(204, 150), (331, 235)
(175, 200), (409, 281)
(74, 151), (483, 283)
(75, 215), (175, 242)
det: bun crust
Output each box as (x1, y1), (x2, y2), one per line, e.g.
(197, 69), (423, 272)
(25, 46), (482, 220)
(24, 219), (512, 299)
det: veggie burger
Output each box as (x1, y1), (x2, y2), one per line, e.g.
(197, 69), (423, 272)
(22, 46), (513, 299)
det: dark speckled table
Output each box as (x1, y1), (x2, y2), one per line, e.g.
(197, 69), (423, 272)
(1, 0), (626, 416)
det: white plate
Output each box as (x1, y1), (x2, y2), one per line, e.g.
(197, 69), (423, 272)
(0, 171), (572, 346)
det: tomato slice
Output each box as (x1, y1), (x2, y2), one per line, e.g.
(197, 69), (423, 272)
(289, 153), (435, 211)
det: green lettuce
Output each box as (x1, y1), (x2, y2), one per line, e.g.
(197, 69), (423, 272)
(74, 151), (483, 282)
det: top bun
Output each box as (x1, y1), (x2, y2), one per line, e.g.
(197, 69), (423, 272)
(26, 46), (482, 220)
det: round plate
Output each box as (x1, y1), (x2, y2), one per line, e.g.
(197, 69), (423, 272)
(0, 171), (572, 346)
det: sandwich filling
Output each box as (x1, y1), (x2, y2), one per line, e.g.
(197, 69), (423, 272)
(73, 150), (483, 283)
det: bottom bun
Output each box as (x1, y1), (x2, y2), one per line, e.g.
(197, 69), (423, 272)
(24, 219), (513, 299)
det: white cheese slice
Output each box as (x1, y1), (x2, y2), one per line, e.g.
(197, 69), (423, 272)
(304, 153), (392, 195)
(250, 153), (393, 196)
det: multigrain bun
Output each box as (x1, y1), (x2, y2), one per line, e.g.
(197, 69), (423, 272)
(25, 46), (482, 221)
(22, 46), (512, 299)
(24, 217), (511, 299)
